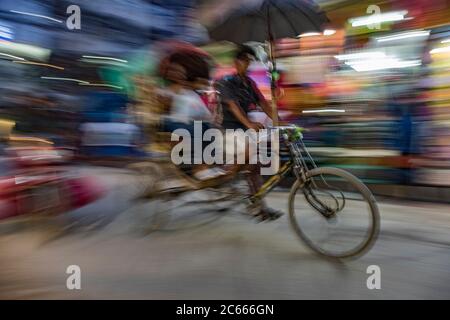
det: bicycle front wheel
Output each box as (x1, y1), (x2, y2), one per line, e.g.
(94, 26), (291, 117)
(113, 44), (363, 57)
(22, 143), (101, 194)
(289, 167), (380, 259)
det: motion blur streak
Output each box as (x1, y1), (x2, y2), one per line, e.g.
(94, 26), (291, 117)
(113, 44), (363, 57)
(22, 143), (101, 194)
(0, 0), (449, 300)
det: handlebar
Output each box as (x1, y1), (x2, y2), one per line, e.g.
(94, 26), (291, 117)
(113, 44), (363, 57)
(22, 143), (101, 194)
(266, 125), (309, 142)
(267, 125), (309, 132)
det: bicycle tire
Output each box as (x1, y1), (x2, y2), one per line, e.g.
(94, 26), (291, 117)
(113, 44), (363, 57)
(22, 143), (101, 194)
(288, 167), (380, 259)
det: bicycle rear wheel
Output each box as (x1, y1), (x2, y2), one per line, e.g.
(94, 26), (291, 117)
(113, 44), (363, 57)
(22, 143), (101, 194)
(289, 167), (379, 259)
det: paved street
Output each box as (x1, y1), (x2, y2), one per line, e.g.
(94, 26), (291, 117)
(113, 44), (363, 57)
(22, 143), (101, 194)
(0, 167), (449, 299)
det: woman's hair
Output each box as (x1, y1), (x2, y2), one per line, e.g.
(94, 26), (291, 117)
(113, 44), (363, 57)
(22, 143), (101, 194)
(163, 51), (212, 82)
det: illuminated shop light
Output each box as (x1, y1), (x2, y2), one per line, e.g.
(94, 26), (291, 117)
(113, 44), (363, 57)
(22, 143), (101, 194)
(349, 10), (408, 27)
(297, 32), (321, 38)
(302, 109), (346, 114)
(10, 10), (63, 23)
(376, 30), (430, 42)
(430, 46), (450, 54)
(41, 76), (89, 84)
(79, 83), (123, 90)
(323, 29), (337, 36)
(335, 52), (386, 61)
(14, 61), (64, 70)
(82, 55), (128, 63)
(0, 52), (25, 60)
(346, 58), (421, 72)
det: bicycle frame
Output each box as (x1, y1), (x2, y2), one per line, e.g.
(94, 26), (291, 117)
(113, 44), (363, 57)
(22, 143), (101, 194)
(249, 127), (312, 203)
(251, 160), (293, 201)
(135, 126), (311, 205)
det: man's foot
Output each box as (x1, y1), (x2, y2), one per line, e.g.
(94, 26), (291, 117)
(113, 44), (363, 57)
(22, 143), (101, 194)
(257, 207), (284, 221)
(247, 202), (283, 222)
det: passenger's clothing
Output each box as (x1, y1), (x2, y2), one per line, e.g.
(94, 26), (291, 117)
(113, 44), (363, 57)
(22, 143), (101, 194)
(164, 89), (213, 124)
(160, 88), (214, 165)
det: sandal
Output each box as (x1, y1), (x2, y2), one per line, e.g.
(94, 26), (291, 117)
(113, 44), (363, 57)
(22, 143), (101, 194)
(257, 207), (284, 221)
(247, 201), (283, 222)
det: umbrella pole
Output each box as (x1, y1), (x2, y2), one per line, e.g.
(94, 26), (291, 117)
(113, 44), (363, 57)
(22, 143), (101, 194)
(268, 40), (279, 126)
(267, 11), (279, 127)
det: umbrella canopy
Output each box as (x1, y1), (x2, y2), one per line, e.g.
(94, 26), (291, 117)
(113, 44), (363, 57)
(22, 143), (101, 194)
(207, 0), (329, 125)
(208, 0), (328, 44)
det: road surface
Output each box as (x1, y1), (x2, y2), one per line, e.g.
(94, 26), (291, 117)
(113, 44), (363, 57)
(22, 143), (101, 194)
(0, 166), (449, 299)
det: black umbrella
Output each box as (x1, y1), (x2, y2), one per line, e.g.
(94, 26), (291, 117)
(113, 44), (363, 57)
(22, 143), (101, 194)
(208, 0), (329, 124)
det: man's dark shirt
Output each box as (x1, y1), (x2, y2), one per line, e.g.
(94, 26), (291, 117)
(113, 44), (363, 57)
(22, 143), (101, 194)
(216, 74), (262, 130)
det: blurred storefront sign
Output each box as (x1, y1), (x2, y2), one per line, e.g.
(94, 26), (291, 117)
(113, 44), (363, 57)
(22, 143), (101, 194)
(0, 21), (14, 41)
(299, 29), (346, 54)
(0, 41), (50, 61)
(394, 0), (450, 29)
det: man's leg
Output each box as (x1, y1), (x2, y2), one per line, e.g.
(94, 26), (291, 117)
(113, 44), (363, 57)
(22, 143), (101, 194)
(245, 159), (283, 221)
(246, 164), (262, 195)
(223, 129), (282, 220)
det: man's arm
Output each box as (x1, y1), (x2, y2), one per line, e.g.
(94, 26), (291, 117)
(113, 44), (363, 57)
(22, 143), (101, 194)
(224, 100), (264, 130)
